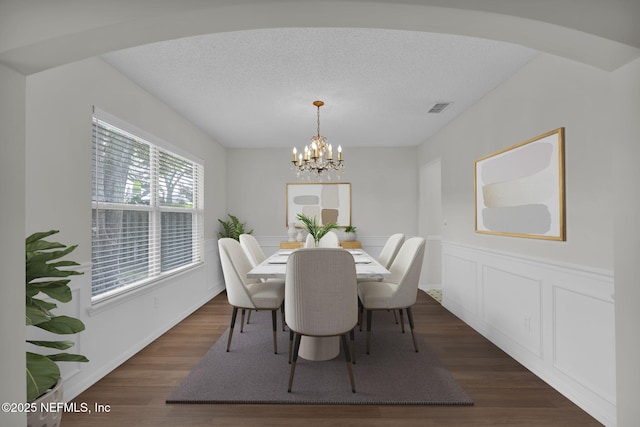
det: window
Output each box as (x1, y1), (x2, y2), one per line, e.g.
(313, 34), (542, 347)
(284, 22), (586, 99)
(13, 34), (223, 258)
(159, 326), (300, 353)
(91, 111), (203, 302)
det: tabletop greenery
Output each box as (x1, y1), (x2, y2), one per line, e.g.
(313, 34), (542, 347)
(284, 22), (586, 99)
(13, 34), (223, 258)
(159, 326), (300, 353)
(26, 230), (88, 402)
(296, 213), (338, 245)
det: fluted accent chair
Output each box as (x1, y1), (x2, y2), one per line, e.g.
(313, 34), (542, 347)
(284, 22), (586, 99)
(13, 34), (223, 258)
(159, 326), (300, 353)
(285, 248), (358, 393)
(357, 237), (426, 354)
(218, 238), (285, 354)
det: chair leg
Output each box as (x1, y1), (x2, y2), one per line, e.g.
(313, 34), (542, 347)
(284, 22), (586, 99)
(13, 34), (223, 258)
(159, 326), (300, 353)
(366, 309), (373, 355)
(271, 310), (278, 354)
(226, 307), (238, 352)
(288, 333), (302, 392)
(398, 308), (405, 333)
(350, 328), (356, 364)
(240, 309), (246, 333)
(246, 309), (252, 324)
(358, 299), (364, 332)
(406, 306), (419, 352)
(341, 334), (356, 393)
(288, 330), (294, 364)
(281, 302), (286, 331)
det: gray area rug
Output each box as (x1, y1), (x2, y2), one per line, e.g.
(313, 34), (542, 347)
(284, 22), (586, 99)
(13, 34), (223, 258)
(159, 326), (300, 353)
(166, 310), (473, 405)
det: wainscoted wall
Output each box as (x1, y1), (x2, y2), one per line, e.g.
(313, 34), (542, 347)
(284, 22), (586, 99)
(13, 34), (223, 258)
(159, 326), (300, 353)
(442, 241), (615, 426)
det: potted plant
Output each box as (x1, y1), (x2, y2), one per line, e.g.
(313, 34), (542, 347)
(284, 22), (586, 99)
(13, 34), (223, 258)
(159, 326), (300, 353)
(218, 214), (253, 241)
(343, 225), (357, 241)
(26, 230), (88, 426)
(296, 213), (338, 246)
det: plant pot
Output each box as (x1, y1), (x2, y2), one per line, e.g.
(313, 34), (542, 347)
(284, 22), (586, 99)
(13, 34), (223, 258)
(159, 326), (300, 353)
(343, 232), (356, 241)
(27, 377), (64, 427)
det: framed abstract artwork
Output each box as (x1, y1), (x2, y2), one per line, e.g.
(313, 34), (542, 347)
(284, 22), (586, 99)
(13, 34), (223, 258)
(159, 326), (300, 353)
(286, 182), (351, 227)
(474, 128), (565, 240)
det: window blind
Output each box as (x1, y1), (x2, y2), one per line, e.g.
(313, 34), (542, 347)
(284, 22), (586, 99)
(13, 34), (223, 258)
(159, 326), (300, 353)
(92, 115), (203, 302)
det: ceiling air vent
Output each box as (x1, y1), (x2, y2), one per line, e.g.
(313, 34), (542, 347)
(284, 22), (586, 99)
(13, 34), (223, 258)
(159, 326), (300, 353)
(428, 102), (453, 114)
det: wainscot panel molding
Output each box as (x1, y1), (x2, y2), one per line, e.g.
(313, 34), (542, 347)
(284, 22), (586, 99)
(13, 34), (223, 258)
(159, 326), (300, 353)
(57, 241), (223, 402)
(441, 241), (615, 427)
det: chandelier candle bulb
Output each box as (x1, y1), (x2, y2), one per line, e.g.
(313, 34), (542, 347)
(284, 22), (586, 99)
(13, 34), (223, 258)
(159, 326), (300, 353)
(292, 147), (297, 162)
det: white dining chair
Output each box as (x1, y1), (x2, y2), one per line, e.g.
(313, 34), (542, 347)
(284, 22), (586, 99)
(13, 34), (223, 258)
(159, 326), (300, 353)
(357, 237), (426, 354)
(378, 233), (405, 268)
(285, 248), (358, 393)
(358, 233), (405, 284)
(218, 238), (285, 354)
(239, 234), (285, 328)
(319, 231), (340, 247)
(304, 233), (315, 248)
(365, 233), (405, 324)
(239, 233), (267, 267)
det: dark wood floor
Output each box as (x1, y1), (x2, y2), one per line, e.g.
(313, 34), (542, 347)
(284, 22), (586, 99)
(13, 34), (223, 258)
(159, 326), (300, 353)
(62, 291), (601, 426)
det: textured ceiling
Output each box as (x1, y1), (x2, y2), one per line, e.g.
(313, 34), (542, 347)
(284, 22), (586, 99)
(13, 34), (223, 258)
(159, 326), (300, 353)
(102, 27), (537, 149)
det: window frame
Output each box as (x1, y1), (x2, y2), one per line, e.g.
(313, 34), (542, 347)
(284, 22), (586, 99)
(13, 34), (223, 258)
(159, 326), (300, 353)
(91, 108), (204, 304)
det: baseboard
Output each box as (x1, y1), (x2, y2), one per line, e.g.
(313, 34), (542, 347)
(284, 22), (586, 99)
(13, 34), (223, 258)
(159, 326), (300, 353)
(64, 286), (224, 401)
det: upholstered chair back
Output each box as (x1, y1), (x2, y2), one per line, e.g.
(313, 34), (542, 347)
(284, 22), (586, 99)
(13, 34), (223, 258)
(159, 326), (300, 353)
(304, 233), (315, 248)
(218, 238), (261, 308)
(377, 233), (405, 268)
(285, 248), (358, 336)
(386, 237), (426, 308)
(318, 231), (340, 248)
(239, 234), (266, 267)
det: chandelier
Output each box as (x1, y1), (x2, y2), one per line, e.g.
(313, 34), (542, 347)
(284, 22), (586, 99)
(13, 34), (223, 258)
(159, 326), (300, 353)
(291, 100), (344, 180)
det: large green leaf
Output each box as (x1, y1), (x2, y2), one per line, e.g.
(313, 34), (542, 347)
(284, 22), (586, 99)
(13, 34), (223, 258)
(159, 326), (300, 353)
(27, 340), (75, 350)
(25, 230), (62, 246)
(47, 353), (89, 363)
(25, 303), (53, 326)
(34, 315), (86, 334)
(27, 280), (72, 302)
(26, 248), (81, 283)
(26, 352), (60, 402)
(29, 297), (57, 312)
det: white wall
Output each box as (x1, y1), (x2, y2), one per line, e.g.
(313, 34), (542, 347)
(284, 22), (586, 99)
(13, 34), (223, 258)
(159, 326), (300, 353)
(611, 56), (640, 427)
(418, 159), (442, 287)
(0, 63), (27, 427)
(225, 147), (419, 239)
(24, 57), (227, 401)
(422, 53), (613, 269)
(418, 53), (617, 425)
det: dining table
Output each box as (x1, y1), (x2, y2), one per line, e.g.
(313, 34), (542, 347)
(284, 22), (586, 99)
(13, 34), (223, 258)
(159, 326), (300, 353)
(247, 248), (391, 361)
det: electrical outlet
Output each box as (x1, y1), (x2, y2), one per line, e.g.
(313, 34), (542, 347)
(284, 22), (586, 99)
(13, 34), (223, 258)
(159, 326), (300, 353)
(154, 297), (160, 309)
(523, 317), (531, 332)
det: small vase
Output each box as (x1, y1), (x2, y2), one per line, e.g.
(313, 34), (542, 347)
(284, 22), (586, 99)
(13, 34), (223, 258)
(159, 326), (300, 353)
(287, 222), (297, 242)
(296, 230), (305, 242)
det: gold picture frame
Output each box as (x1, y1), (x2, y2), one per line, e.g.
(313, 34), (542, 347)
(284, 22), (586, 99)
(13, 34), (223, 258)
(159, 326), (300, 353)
(286, 182), (351, 227)
(474, 128), (565, 240)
